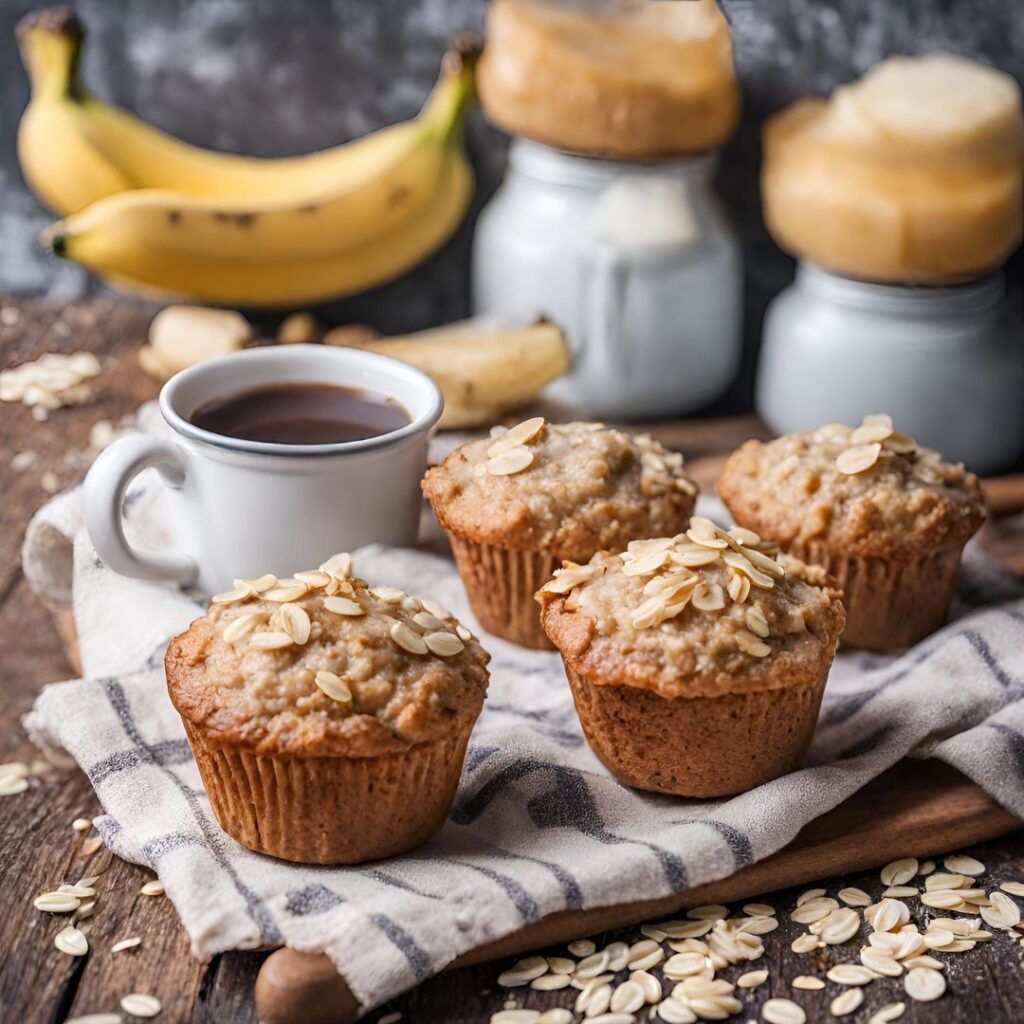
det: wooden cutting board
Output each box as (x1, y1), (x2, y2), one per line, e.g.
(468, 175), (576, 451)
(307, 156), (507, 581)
(14, 297), (1024, 1024)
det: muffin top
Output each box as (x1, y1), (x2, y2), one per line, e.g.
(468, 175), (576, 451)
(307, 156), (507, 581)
(422, 417), (698, 559)
(537, 517), (845, 700)
(166, 553), (490, 758)
(718, 416), (985, 561)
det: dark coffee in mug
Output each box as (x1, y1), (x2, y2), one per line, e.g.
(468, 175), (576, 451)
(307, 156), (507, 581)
(189, 382), (410, 445)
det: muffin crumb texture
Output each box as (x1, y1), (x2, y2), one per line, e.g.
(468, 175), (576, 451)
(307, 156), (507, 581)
(538, 517), (845, 700)
(167, 552), (489, 757)
(718, 415), (985, 561)
(423, 417), (698, 559)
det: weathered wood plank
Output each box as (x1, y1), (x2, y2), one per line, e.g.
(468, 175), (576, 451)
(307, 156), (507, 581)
(0, 298), (160, 580)
(62, 847), (208, 1024)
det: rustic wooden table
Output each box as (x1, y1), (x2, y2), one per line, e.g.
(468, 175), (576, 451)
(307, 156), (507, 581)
(1, 298), (1022, 1024)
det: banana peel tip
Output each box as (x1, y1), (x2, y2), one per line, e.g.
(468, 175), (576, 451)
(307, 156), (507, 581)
(40, 224), (67, 256)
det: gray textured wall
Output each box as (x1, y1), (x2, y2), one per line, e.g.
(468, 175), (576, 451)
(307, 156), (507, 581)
(1, 0), (1022, 408)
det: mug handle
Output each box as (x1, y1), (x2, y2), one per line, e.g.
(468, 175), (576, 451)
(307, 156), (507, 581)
(83, 434), (199, 586)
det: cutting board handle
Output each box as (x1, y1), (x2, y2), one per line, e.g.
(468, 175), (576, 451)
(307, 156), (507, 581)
(255, 949), (360, 1024)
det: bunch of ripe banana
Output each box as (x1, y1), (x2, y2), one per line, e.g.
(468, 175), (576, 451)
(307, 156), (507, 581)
(16, 8), (479, 306)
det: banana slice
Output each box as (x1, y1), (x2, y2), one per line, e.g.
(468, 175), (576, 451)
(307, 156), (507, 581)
(148, 305), (251, 376)
(843, 54), (1023, 158)
(327, 319), (570, 429)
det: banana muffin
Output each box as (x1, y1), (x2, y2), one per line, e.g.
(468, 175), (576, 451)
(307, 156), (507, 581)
(422, 417), (698, 648)
(537, 517), (845, 797)
(166, 553), (490, 863)
(718, 415), (986, 651)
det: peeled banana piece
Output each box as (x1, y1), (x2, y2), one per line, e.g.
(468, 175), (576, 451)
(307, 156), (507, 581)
(327, 319), (571, 429)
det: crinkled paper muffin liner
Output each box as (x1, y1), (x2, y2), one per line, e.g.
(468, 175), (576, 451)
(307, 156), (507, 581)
(562, 664), (827, 798)
(447, 534), (559, 649)
(788, 540), (963, 652)
(184, 720), (471, 864)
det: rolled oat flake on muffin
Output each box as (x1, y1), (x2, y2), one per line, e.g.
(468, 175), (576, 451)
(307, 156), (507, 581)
(167, 556), (489, 864)
(423, 417), (698, 648)
(719, 415), (985, 650)
(538, 518), (845, 797)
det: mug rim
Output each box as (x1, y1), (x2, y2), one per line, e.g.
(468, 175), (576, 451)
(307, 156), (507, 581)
(159, 343), (444, 458)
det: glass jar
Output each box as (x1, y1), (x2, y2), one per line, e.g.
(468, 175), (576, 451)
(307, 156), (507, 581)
(472, 139), (743, 419)
(757, 263), (1024, 473)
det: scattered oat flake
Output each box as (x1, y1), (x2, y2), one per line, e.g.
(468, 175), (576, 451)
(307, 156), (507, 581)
(120, 993), (162, 1017)
(830, 988), (864, 1016)
(536, 1012), (572, 1024)
(568, 939), (596, 957)
(55, 925), (89, 956)
(791, 933), (821, 953)
(66, 1016), (122, 1024)
(796, 888), (827, 905)
(34, 891), (80, 913)
(498, 956), (548, 987)
(82, 835), (104, 856)
(791, 975), (824, 990)
(881, 886), (918, 899)
(838, 887), (871, 907)
(737, 969), (768, 988)
(743, 902), (775, 917)
(868, 1004), (906, 1024)
(980, 890), (1021, 929)
(0, 774), (29, 796)
(762, 998), (806, 1024)
(655, 998), (694, 1024)
(880, 857), (919, 886)
(531, 974), (570, 991)
(827, 964), (874, 986)
(904, 966), (946, 1002)
(112, 937), (142, 953)
(1000, 881), (1024, 896)
(140, 879), (165, 896)
(943, 854), (985, 875)
(72, 817), (92, 832)
(791, 896), (838, 924)
(820, 907), (861, 944)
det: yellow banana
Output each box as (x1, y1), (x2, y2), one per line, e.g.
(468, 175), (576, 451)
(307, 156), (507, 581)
(36, 17), (480, 307)
(45, 153), (474, 306)
(42, 51), (473, 262)
(17, 7), (477, 209)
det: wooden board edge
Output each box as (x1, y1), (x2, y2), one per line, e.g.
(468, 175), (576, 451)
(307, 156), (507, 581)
(448, 790), (1015, 966)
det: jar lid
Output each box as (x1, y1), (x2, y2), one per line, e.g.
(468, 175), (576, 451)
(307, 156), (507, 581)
(478, 0), (740, 160)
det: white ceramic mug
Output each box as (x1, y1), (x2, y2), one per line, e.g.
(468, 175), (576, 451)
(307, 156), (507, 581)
(83, 344), (443, 594)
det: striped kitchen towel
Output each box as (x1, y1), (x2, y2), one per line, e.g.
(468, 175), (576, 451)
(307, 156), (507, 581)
(23, 477), (1024, 1014)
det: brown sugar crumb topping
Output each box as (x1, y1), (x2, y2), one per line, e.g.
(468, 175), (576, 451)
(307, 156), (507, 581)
(187, 555), (490, 751)
(718, 414), (985, 560)
(423, 419), (700, 561)
(211, 552), (469, 660)
(541, 517), (788, 658)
